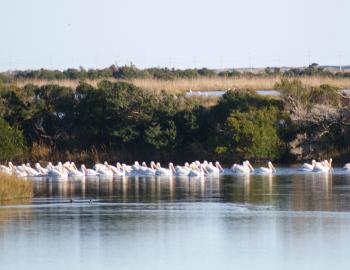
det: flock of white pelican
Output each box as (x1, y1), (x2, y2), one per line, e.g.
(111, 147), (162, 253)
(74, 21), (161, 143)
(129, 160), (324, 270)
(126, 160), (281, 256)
(0, 158), (345, 180)
(301, 158), (333, 172)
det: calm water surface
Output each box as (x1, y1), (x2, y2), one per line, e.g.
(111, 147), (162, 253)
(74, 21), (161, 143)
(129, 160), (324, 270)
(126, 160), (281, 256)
(1, 169), (350, 270)
(185, 89), (281, 97)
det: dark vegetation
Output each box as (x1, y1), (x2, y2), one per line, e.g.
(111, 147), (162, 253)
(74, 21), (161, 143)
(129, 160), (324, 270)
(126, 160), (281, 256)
(0, 63), (349, 82)
(0, 78), (349, 164)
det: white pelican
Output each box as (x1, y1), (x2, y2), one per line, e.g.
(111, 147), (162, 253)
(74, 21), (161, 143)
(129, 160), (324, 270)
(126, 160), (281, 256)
(23, 163), (41, 177)
(128, 161), (141, 175)
(344, 163), (350, 171)
(155, 162), (173, 176)
(0, 164), (12, 175)
(94, 162), (113, 176)
(121, 163), (132, 174)
(12, 164), (29, 177)
(313, 159), (332, 172)
(258, 161), (276, 174)
(205, 161), (224, 175)
(139, 162), (156, 176)
(232, 161), (254, 174)
(302, 160), (316, 171)
(35, 163), (48, 176)
(81, 164), (99, 176)
(64, 162), (85, 177)
(47, 162), (68, 178)
(188, 163), (207, 177)
(169, 163), (190, 176)
(108, 163), (125, 176)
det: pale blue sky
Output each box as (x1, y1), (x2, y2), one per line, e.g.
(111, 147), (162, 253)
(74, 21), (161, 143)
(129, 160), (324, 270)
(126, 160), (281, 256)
(0, 0), (349, 71)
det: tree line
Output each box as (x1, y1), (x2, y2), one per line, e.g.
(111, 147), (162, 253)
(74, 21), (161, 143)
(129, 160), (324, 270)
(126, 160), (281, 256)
(0, 63), (349, 82)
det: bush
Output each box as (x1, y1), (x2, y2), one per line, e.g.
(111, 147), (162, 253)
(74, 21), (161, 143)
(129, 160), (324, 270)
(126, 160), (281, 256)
(214, 107), (286, 161)
(0, 118), (26, 161)
(276, 79), (341, 110)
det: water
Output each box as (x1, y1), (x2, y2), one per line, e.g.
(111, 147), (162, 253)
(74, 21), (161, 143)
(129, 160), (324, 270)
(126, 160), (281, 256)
(186, 88), (350, 98)
(185, 89), (281, 97)
(1, 169), (350, 270)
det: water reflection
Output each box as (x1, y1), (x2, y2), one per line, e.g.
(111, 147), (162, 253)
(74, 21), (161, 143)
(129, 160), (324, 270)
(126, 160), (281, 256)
(29, 171), (350, 211)
(2, 171), (350, 270)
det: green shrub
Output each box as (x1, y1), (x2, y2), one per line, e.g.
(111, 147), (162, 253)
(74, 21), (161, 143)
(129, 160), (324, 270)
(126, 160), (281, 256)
(214, 107), (285, 161)
(0, 118), (26, 161)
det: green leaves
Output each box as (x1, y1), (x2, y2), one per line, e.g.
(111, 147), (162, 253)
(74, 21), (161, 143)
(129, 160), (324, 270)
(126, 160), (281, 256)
(0, 80), (294, 162)
(145, 121), (177, 150)
(216, 108), (284, 160)
(0, 118), (26, 161)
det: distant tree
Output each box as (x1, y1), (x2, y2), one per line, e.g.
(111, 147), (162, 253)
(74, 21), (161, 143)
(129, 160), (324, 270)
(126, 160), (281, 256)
(218, 69), (240, 77)
(197, 68), (216, 77)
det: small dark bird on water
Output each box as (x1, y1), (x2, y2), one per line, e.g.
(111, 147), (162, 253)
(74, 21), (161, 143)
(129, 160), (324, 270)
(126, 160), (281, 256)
(70, 199), (73, 203)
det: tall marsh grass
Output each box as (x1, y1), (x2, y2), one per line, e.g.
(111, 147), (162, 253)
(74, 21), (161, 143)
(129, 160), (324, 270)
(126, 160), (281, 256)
(0, 173), (32, 203)
(11, 76), (350, 94)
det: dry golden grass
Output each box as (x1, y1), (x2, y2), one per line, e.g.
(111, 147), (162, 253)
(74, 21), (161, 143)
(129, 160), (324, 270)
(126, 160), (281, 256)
(13, 78), (100, 89)
(0, 173), (33, 203)
(130, 77), (280, 93)
(30, 142), (51, 162)
(29, 143), (103, 166)
(10, 76), (350, 94)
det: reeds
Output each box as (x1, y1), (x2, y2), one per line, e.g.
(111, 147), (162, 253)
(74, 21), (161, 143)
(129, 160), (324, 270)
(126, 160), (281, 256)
(0, 173), (33, 203)
(10, 76), (350, 94)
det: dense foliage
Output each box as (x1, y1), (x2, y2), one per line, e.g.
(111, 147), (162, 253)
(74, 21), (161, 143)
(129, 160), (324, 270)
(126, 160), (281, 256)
(277, 79), (350, 160)
(0, 79), (349, 163)
(214, 108), (286, 161)
(0, 118), (25, 161)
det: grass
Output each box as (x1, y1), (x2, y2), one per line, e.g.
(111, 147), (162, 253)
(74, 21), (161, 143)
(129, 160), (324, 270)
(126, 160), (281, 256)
(0, 173), (33, 203)
(10, 76), (350, 94)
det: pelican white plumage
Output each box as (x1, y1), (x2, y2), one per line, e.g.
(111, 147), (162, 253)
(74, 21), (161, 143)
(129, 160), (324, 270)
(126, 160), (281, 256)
(108, 163), (125, 176)
(65, 162), (85, 177)
(7, 162), (17, 175)
(121, 163), (132, 174)
(301, 160), (316, 171)
(0, 164), (12, 175)
(139, 162), (156, 176)
(188, 163), (207, 177)
(128, 161), (141, 175)
(47, 162), (68, 178)
(169, 163), (190, 176)
(344, 163), (350, 171)
(232, 161), (254, 174)
(205, 161), (224, 175)
(13, 169), (27, 177)
(35, 163), (48, 176)
(155, 162), (173, 176)
(215, 161), (225, 173)
(23, 163), (41, 177)
(313, 159), (332, 172)
(12, 164), (29, 177)
(93, 162), (113, 176)
(81, 164), (99, 176)
(258, 161), (276, 174)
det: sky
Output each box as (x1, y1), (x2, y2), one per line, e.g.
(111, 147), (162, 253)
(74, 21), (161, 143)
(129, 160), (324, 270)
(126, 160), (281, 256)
(0, 0), (349, 71)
